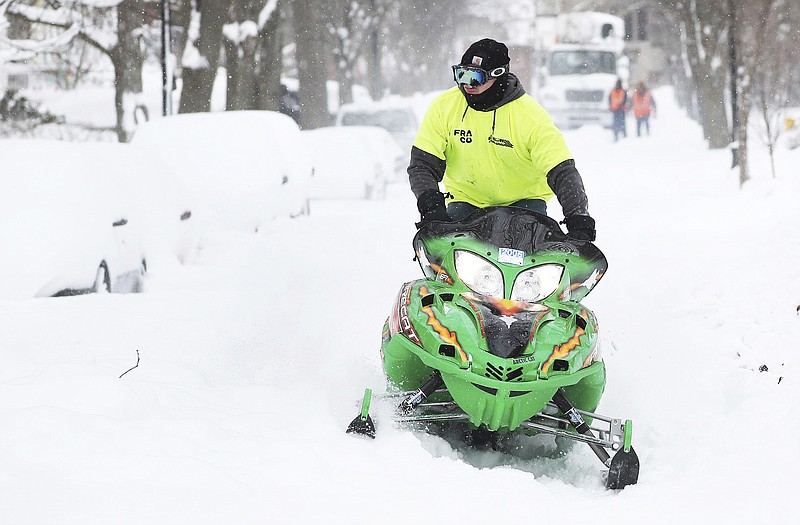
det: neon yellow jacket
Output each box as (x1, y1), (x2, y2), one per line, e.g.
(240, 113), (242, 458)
(412, 85), (573, 207)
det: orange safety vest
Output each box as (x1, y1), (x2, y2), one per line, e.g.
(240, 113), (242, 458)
(632, 91), (653, 118)
(609, 88), (626, 111)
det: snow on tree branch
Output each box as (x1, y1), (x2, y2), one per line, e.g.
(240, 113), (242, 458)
(0, 1), (81, 62)
(224, 0), (279, 46)
(0, 22), (80, 51)
(258, 0), (279, 31)
(223, 21), (257, 46)
(182, 0), (208, 70)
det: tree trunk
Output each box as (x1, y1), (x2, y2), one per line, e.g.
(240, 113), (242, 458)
(734, 0), (777, 186)
(225, 36), (240, 111)
(225, 0), (265, 111)
(674, 1), (731, 149)
(365, 0), (385, 100)
(335, 66), (354, 106)
(366, 22), (382, 100)
(695, 73), (731, 149)
(226, 35), (260, 110)
(112, 0), (146, 142)
(736, 98), (750, 186)
(179, 0), (230, 113)
(256, 1), (283, 112)
(294, 0), (330, 129)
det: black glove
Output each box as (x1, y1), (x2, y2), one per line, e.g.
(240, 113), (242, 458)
(565, 215), (596, 241)
(415, 190), (450, 229)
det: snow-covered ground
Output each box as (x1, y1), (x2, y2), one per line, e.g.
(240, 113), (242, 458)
(1, 88), (798, 524)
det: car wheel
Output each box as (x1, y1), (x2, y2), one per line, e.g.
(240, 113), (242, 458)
(94, 261), (111, 293)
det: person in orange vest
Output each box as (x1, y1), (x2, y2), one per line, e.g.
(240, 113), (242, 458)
(608, 78), (628, 142)
(632, 81), (657, 137)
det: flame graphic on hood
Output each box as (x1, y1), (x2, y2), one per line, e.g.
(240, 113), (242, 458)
(419, 286), (467, 363)
(462, 292), (548, 316)
(542, 326), (585, 373)
(429, 263), (454, 285)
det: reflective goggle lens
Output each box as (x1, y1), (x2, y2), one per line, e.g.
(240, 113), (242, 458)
(452, 65), (508, 87)
(453, 66), (487, 87)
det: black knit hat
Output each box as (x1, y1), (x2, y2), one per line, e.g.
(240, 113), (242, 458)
(460, 38), (510, 71)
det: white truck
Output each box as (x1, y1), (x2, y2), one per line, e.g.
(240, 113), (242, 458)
(536, 12), (628, 130)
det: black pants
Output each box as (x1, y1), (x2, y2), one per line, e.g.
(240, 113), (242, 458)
(636, 115), (651, 136)
(612, 110), (627, 141)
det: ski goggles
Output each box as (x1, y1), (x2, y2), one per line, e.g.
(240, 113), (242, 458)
(451, 64), (508, 87)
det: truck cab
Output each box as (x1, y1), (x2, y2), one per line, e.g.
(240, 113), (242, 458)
(535, 12), (628, 130)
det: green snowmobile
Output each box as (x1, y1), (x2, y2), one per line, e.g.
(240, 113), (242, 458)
(348, 207), (639, 489)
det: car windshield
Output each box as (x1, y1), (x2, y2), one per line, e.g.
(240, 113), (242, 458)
(340, 109), (412, 132)
(549, 50), (617, 76)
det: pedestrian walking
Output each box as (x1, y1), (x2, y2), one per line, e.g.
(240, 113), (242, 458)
(632, 81), (656, 137)
(609, 79), (628, 142)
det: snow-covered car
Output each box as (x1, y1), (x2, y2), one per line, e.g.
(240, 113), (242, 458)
(335, 101), (419, 155)
(131, 111), (313, 232)
(302, 126), (403, 200)
(0, 140), (149, 299)
(121, 146), (198, 266)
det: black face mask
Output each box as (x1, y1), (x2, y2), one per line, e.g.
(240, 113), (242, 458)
(460, 74), (508, 111)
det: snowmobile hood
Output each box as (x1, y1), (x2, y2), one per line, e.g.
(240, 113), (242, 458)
(413, 206), (607, 302)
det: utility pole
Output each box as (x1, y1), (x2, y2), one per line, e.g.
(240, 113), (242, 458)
(728, 0), (738, 167)
(161, 0), (173, 116)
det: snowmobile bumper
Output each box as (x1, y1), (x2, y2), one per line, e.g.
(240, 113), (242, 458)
(383, 331), (606, 432)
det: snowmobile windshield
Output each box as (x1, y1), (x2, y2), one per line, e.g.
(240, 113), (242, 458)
(413, 207), (608, 302)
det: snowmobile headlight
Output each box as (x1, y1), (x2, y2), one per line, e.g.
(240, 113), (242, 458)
(454, 250), (504, 298)
(510, 264), (564, 303)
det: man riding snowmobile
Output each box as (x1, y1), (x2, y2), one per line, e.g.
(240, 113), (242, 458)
(347, 39), (639, 490)
(407, 38), (595, 242)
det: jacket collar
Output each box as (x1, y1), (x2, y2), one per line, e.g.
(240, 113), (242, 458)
(460, 73), (526, 112)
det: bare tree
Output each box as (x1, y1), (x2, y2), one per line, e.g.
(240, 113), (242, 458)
(752, 2), (795, 179)
(381, 0), (470, 96)
(753, 85), (783, 180)
(321, 0), (385, 105)
(5, 0), (151, 142)
(0, 1), (80, 66)
(732, 0), (779, 186)
(669, 0), (731, 149)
